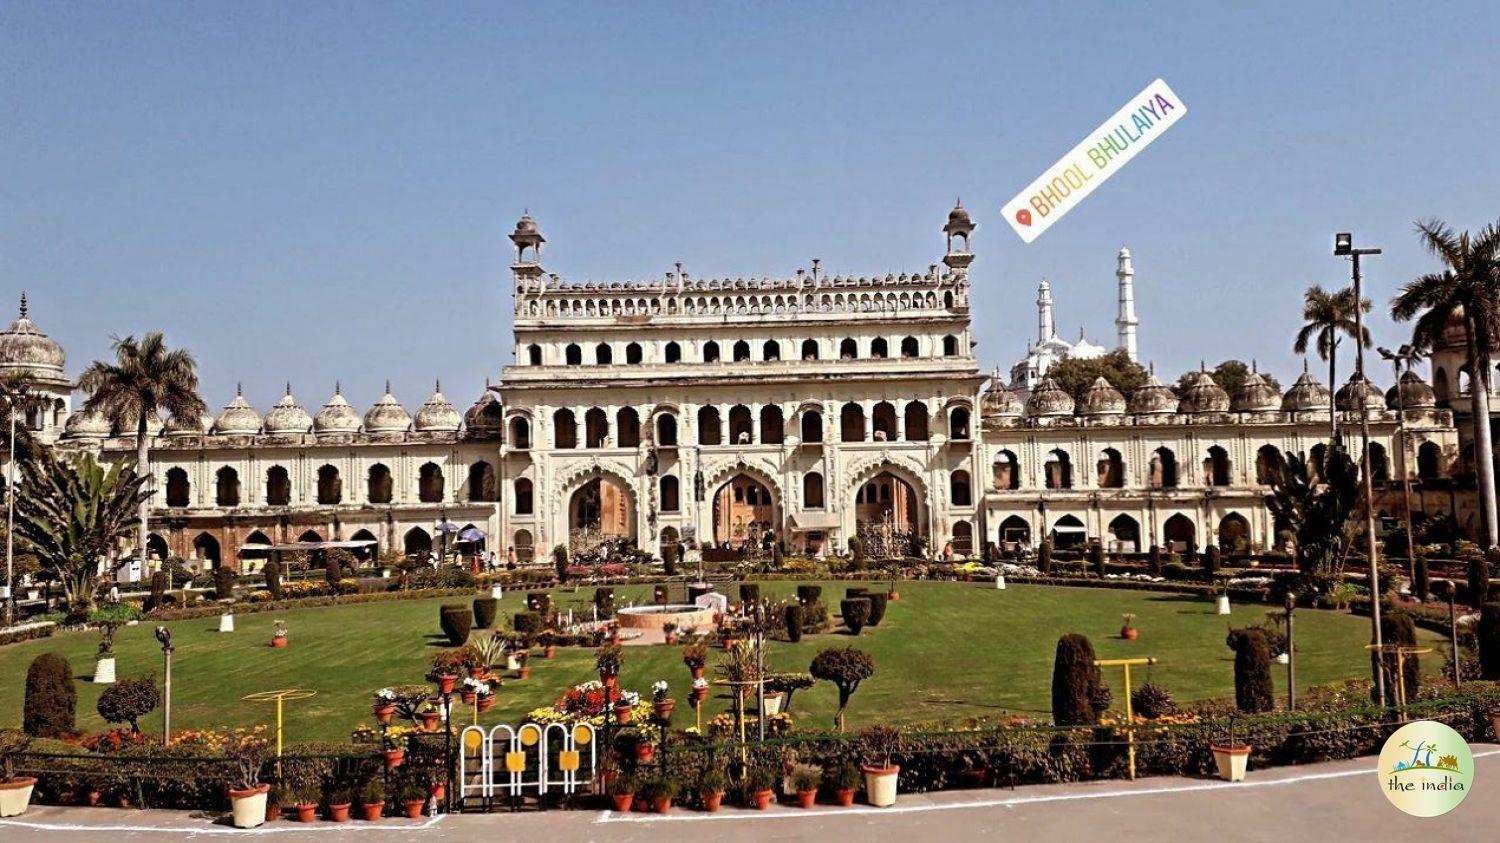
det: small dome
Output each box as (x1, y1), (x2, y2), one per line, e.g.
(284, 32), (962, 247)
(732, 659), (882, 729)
(313, 386), (362, 435)
(1179, 371), (1230, 413)
(63, 408), (111, 439)
(363, 382), (412, 433)
(1128, 372), (1180, 414)
(465, 388), (504, 433)
(263, 385), (313, 434)
(414, 382), (462, 432)
(1079, 376), (1126, 415)
(1232, 371), (1281, 412)
(514, 213), (538, 234)
(981, 377), (1022, 417)
(0, 294), (68, 386)
(1387, 370), (1437, 410)
(213, 388), (262, 435)
(1335, 373), (1385, 412)
(1025, 377), (1075, 417)
(1282, 368), (1332, 412)
(114, 411), (165, 438)
(163, 411), (208, 436)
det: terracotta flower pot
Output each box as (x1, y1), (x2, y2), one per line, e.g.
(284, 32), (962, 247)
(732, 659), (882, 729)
(265, 799), (282, 822)
(460, 690), (477, 705)
(889, 592), (900, 601)
(87, 789), (102, 806)
(701, 790), (723, 812)
(518, 666), (531, 680)
(689, 688), (708, 707)
(653, 699), (676, 721)
(611, 793), (634, 813)
(469, 666), (486, 679)
(402, 799), (425, 818)
(1121, 627), (1138, 640)
(418, 711), (441, 732)
(384, 748), (405, 768)
(437, 674), (459, 694)
(373, 702), (395, 724)
(328, 802), (351, 822)
(614, 703), (634, 724)
(478, 695), (495, 712)
(834, 788), (855, 807)
(795, 789), (816, 808)
(361, 802), (383, 821)
(428, 782), (445, 801)
(544, 646), (555, 658)
(295, 803), (317, 823)
(601, 673), (618, 688)
(691, 666), (705, 680)
(651, 796), (672, 813)
(635, 743), (655, 763)
(271, 635), (287, 648)
(752, 789), (774, 810)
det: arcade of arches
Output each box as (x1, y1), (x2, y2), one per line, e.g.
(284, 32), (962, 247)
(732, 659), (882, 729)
(713, 474), (775, 546)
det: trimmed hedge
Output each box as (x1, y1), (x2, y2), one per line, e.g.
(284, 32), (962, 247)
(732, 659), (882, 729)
(840, 598), (870, 635)
(1230, 627), (1274, 714)
(784, 604), (804, 643)
(865, 592), (889, 626)
(472, 597), (499, 630)
(1051, 634), (1106, 726)
(438, 604), (472, 646)
(24, 653), (76, 737)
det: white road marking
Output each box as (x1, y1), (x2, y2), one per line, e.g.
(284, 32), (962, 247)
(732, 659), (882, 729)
(0, 814), (445, 835)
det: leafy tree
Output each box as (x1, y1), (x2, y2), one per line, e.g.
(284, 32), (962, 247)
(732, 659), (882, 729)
(1262, 446), (1360, 582)
(97, 674), (160, 733)
(809, 646), (875, 731)
(1293, 285), (1371, 444)
(1048, 349), (1149, 401)
(1176, 360), (1281, 395)
(14, 452), (151, 614)
(78, 333), (206, 561)
(1392, 217), (1500, 548)
(24, 652), (76, 737)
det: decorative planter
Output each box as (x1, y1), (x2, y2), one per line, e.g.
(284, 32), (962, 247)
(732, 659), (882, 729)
(862, 764), (899, 807)
(219, 614), (235, 633)
(478, 695), (495, 712)
(402, 799), (425, 818)
(994, 575), (1006, 590)
(653, 699), (676, 721)
(361, 802), (383, 821)
(1210, 745), (1251, 782)
(751, 789), (774, 810)
(384, 748), (405, 768)
(229, 783), (271, 829)
(295, 803), (317, 823)
(93, 656), (117, 684)
(373, 702), (395, 724)
(834, 788), (855, 807)
(889, 591), (900, 601)
(460, 690), (477, 705)
(614, 703), (634, 724)
(1276, 652), (1290, 665)
(468, 666), (487, 680)
(544, 646), (555, 659)
(490, 584), (504, 600)
(271, 635), (288, 648)
(418, 711), (442, 732)
(652, 796), (672, 813)
(761, 692), (784, 717)
(635, 743), (655, 763)
(0, 777), (38, 818)
(25, 589), (40, 601)
(795, 790), (816, 808)
(328, 802), (351, 822)
(1215, 595), (1231, 616)
(701, 790), (723, 812)
(508, 655), (522, 671)
(518, 666), (531, 680)
(689, 687), (708, 707)
(691, 666), (705, 680)
(1121, 627), (1138, 641)
(437, 674), (459, 694)
(611, 793), (634, 812)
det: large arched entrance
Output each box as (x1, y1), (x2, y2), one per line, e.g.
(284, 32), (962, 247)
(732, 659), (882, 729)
(1218, 512), (1251, 553)
(569, 475), (636, 554)
(712, 474), (775, 550)
(1163, 513), (1196, 552)
(854, 470), (920, 558)
(193, 532), (221, 568)
(1107, 513), (1141, 552)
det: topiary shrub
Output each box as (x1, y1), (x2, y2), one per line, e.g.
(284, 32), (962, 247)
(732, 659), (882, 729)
(1050, 634), (1108, 726)
(514, 612), (544, 641)
(1148, 545), (1162, 575)
(1131, 682), (1176, 719)
(797, 585), (822, 605)
(324, 557), (342, 590)
(593, 588), (615, 620)
(784, 604), (804, 643)
(1227, 627), (1274, 713)
(1204, 545), (1222, 576)
(149, 570), (169, 609)
(97, 674), (160, 733)
(663, 548), (677, 576)
(1478, 603), (1500, 680)
(809, 646), (875, 731)
(840, 598), (870, 635)
(553, 545), (570, 583)
(24, 652), (76, 737)
(263, 559), (282, 599)
(1468, 556), (1491, 607)
(214, 567), (236, 600)
(1414, 555), (1431, 602)
(1038, 539), (1053, 574)
(439, 604), (472, 646)
(865, 592), (889, 626)
(849, 536), (865, 568)
(473, 597), (498, 630)
(1372, 611), (1419, 704)
(739, 584), (761, 605)
(1089, 542), (1105, 577)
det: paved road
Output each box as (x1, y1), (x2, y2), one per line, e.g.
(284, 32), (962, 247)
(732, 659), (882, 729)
(4, 747), (1496, 842)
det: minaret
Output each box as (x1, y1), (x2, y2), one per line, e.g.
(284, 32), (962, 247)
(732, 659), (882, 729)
(1115, 246), (1138, 362)
(1037, 278), (1055, 344)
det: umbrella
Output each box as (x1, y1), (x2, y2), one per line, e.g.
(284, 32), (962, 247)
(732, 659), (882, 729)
(435, 520), (460, 534)
(459, 526), (486, 543)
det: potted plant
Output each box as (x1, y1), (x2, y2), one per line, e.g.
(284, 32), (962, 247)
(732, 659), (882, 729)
(398, 781), (426, 818)
(597, 644), (623, 685)
(683, 645), (707, 680)
(608, 774), (636, 813)
(271, 619), (288, 648)
(828, 763), (861, 807)
(631, 731), (655, 763)
(372, 688), (397, 724)
(0, 757), (38, 819)
(651, 680), (675, 721)
(325, 786), (353, 822)
(383, 727), (407, 768)
(789, 764), (821, 808)
(477, 690), (496, 713)
(416, 701), (442, 732)
(430, 650), (461, 694)
(1211, 723), (1252, 782)
(614, 690), (639, 724)
(460, 676), (486, 705)
(698, 768), (727, 812)
(359, 778), (384, 821)
(266, 785), (290, 823)
(637, 775), (678, 813)
(1120, 613), (1138, 641)
(516, 649), (532, 680)
(745, 767), (777, 810)
(662, 621), (679, 646)
(859, 725), (901, 807)
(688, 677), (709, 708)
(293, 785), (319, 823)
(225, 728), (271, 828)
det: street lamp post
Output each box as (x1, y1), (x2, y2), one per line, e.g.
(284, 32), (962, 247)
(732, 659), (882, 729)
(1335, 231), (1387, 708)
(1379, 344), (1422, 586)
(155, 626), (174, 744)
(4, 404), (15, 628)
(1284, 592), (1296, 711)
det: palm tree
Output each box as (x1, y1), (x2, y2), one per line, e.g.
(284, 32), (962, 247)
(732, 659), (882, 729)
(77, 333), (206, 563)
(1293, 285), (1371, 444)
(1391, 217), (1500, 548)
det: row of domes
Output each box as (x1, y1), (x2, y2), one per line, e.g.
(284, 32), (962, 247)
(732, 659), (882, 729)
(64, 383), (504, 439)
(985, 367), (1438, 419)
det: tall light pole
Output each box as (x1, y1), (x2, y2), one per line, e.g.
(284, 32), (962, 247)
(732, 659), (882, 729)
(155, 626), (174, 744)
(1335, 231), (1386, 708)
(1379, 344), (1423, 586)
(4, 404), (15, 627)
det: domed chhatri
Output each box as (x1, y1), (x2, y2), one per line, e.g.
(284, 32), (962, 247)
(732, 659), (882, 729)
(0, 293), (68, 387)
(465, 387), (504, 434)
(1387, 370), (1437, 410)
(1232, 371), (1281, 413)
(63, 408), (111, 439)
(1127, 371), (1179, 415)
(163, 411), (210, 436)
(1282, 367), (1332, 412)
(263, 384), (313, 434)
(213, 385), (262, 435)
(981, 381), (1022, 418)
(1178, 370), (1230, 413)
(414, 381), (462, 432)
(313, 384), (362, 435)
(1025, 377), (1075, 417)
(1079, 376), (1126, 416)
(363, 381), (412, 434)
(1335, 373), (1385, 413)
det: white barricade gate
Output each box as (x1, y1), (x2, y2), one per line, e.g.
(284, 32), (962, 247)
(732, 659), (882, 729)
(459, 721), (597, 806)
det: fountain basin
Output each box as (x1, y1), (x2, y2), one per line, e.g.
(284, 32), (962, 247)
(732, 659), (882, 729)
(616, 604), (715, 632)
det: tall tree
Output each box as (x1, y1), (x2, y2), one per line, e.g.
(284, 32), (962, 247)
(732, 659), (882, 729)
(13, 451), (150, 614)
(77, 333), (206, 561)
(1262, 445), (1360, 580)
(1391, 218), (1500, 548)
(1176, 359), (1281, 395)
(1046, 349), (1149, 401)
(1293, 285), (1371, 444)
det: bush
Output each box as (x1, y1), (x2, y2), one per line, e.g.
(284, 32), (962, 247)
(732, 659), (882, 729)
(1161, 561), (1189, 581)
(849, 536), (865, 568)
(740, 584), (761, 604)
(784, 604), (804, 643)
(1478, 603), (1500, 680)
(97, 674), (160, 732)
(263, 559), (283, 599)
(1228, 627), (1274, 713)
(1038, 540), (1053, 575)
(214, 567), (236, 600)
(1468, 555), (1491, 606)
(865, 592), (888, 626)
(1414, 556), (1430, 602)
(1089, 542), (1105, 577)
(809, 646), (875, 731)
(1131, 682), (1176, 719)
(149, 570), (169, 610)
(840, 598), (870, 635)
(324, 557), (342, 590)
(553, 545), (569, 583)
(24, 652), (76, 737)
(514, 612), (544, 639)
(1051, 634), (1107, 726)
(473, 597), (498, 630)
(1373, 611), (1419, 703)
(797, 585), (822, 605)
(1204, 545), (1222, 576)
(1148, 545), (1162, 575)
(439, 604), (472, 646)
(593, 588), (615, 620)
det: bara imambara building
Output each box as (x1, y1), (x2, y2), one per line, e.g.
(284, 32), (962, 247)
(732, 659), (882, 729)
(4, 205), (1488, 574)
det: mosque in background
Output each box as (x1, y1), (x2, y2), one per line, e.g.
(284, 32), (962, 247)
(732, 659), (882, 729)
(0, 204), (1482, 574)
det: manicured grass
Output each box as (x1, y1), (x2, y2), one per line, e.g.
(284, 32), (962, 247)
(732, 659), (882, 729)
(0, 581), (1440, 742)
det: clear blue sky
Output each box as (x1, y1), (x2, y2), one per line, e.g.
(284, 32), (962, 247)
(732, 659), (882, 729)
(4, 2), (1498, 412)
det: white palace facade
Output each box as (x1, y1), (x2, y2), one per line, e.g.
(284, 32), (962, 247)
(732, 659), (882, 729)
(9, 205), (1474, 571)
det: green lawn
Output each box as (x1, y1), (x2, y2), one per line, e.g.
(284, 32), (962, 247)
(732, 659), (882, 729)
(0, 581), (1439, 742)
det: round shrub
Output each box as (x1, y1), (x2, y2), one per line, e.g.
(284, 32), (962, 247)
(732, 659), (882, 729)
(1131, 682), (1176, 719)
(1038, 539), (1054, 575)
(97, 674), (160, 732)
(1204, 545), (1222, 576)
(840, 598), (870, 635)
(797, 585), (822, 605)
(263, 559), (283, 599)
(1478, 603), (1500, 680)
(1228, 627), (1274, 713)
(514, 612), (544, 639)
(439, 604), (472, 646)
(214, 567), (236, 600)
(1051, 634), (1107, 726)
(1089, 542), (1105, 577)
(473, 597), (499, 630)
(784, 604), (804, 643)
(24, 652), (76, 737)
(739, 584), (761, 604)
(865, 592), (889, 626)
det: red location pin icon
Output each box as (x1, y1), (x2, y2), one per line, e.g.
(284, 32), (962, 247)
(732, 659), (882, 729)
(1015, 208), (1032, 227)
